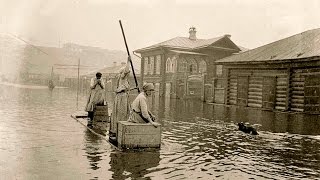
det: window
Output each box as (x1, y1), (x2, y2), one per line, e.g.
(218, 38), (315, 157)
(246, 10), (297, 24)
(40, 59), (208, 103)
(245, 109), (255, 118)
(198, 60), (207, 73)
(166, 58), (172, 72)
(216, 65), (223, 76)
(188, 58), (197, 73)
(144, 57), (149, 75)
(171, 56), (177, 73)
(178, 59), (187, 72)
(156, 55), (161, 74)
(149, 57), (154, 75)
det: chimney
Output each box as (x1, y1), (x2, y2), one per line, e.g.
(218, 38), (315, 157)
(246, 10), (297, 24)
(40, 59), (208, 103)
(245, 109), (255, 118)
(225, 34), (231, 38)
(113, 62), (117, 67)
(189, 27), (197, 40)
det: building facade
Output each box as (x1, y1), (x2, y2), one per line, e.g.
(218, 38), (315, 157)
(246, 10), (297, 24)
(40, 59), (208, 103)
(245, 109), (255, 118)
(81, 62), (140, 94)
(134, 27), (242, 102)
(216, 28), (320, 114)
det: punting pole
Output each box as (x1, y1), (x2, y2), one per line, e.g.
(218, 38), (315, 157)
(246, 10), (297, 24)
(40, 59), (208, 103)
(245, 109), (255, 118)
(119, 20), (140, 93)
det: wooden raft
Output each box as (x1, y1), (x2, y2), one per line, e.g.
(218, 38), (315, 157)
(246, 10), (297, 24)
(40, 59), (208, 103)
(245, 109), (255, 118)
(71, 110), (162, 150)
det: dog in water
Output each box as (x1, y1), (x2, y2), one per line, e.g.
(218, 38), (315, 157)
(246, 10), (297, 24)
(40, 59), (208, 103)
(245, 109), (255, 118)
(238, 122), (258, 135)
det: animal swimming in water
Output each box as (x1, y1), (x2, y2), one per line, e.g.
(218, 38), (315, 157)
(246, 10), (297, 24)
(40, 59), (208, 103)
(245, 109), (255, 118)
(238, 122), (258, 135)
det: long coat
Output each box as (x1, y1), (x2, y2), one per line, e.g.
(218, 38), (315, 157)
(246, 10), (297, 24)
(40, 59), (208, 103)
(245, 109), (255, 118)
(85, 78), (105, 112)
(110, 64), (131, 134)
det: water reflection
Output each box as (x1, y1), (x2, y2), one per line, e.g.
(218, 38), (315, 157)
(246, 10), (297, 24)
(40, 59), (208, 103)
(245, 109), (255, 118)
(83, 129), (103, 171)
(0, 84), (319, 179)
(150, 95), (320, 135)
(152, 97), (320, 179)
(109, 151), (160, 180)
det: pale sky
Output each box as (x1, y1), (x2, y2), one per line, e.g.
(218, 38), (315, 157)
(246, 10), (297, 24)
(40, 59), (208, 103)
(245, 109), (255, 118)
(1, 0), (320, 51)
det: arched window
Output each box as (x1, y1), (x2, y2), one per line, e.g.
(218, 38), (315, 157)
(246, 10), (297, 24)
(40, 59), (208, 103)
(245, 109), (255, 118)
(149, 56), (154, 75)
(182, 61), (188, 72)
(166, 58), (172, 72)
(144, 57), (149, 75)
(188, 58), (197, 74)
(156, 55), (161, 74)
(171, 56), (177, 73)
(178, 59), (187, 72)
(198, 60), (207, 73)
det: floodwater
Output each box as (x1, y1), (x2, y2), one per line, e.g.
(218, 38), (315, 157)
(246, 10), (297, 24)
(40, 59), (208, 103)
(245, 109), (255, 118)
(0, 84), (319, 180)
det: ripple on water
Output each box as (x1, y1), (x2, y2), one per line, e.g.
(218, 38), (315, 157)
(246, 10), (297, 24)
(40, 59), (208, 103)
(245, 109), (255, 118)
(1, 86), (320, 179)
(159, 114), (320, 179)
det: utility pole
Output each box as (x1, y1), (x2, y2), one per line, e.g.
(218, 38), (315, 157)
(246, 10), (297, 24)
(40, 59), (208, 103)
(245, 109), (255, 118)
(76, 58), (80, 110)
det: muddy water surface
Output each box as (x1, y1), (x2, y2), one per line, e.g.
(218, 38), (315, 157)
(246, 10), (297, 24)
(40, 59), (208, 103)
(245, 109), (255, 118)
(0, 85), (319, 179)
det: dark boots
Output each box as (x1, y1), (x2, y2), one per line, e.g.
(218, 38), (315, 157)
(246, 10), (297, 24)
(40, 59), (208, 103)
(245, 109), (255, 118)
(87, 111), (94, 127)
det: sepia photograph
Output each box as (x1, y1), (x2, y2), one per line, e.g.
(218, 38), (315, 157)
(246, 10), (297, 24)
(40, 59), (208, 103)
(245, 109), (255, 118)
(0, 0), (319, 179)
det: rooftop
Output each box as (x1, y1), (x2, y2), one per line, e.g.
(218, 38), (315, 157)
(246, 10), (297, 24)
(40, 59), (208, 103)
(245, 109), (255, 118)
(216, 28), (320, 64)
(169, 50), (208, 56)
(135, 36), (235, 53)
(135, 27), (242, 53)
(83, 63), (140, 77)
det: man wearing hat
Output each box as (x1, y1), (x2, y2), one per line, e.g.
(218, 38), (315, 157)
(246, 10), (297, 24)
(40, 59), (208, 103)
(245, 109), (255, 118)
(128, 83), (159, 128)
(85, 72), (105, 127)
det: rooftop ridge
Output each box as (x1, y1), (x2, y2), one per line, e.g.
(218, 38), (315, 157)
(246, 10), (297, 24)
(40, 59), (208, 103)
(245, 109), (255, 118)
(216, 28), (320, 63)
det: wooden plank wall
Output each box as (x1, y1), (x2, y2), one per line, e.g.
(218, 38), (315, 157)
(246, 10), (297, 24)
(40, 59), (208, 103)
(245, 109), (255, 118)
(227, 74), (237, 105)
(291, 68), (305, 112)
(226, 66), (320, 113)
(275, 74), (287, 111)
(227, 69), (287, 110)
(248, 76), (263, 108)
(292, 67), (320, 112)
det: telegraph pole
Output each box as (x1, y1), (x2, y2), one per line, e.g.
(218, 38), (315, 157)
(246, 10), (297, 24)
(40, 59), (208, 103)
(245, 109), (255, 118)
(76, 58), (80, 110)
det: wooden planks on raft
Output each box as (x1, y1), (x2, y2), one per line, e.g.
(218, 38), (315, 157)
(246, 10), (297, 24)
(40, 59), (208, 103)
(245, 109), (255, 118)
(71, 112), (162, 151)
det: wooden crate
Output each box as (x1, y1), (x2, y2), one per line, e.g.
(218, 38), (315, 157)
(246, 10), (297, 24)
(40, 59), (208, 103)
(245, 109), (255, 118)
(117, 121), (161, 149)
(94, 105), (109, 116)
(93, 105), (109, 122)
(93, 115), (109, 122)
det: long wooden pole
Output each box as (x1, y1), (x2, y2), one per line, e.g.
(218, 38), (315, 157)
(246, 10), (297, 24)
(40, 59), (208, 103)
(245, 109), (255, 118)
(76, 58), (80, 110)
(119, 20), (140, 93)
(51, 66), (54, 78)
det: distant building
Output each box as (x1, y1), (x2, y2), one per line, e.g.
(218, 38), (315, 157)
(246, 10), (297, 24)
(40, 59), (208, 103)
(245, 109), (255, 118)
(216, 28), (320, 114)
(134, 27), (243, 102)
(82, 62), (140, 92)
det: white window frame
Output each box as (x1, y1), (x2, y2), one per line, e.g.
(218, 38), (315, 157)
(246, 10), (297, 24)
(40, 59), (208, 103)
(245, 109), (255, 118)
(149, 56), (154, 75)
(188, 58), (197, 73)
(156, 55), (161, 74)
(166, 58), (172, 73)
(144, 57), (149, 75)
(171, 56), (177, 73)
(198, 60), (207, 73)
(216, 65), (223, 76)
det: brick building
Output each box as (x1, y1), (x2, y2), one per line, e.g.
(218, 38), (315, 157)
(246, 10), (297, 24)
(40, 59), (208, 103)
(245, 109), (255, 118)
(134, 27), (243, 102)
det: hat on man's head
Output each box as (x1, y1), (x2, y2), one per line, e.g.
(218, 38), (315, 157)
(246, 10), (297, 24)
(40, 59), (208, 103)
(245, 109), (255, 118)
(96, 72), (102, 77)
(142, 83), (155, 92)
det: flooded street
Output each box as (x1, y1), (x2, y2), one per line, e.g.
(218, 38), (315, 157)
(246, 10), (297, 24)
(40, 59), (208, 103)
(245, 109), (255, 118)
(0, 84), (319, 179)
